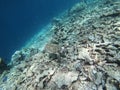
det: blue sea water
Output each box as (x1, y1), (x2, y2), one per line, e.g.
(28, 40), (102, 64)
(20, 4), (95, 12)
(0, 0), (79, 63)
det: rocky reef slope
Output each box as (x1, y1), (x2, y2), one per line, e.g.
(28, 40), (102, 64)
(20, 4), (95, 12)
(0, 0), (120, 90)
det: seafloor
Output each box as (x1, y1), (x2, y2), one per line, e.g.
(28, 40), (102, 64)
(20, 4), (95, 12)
(0, 0), (120, 90)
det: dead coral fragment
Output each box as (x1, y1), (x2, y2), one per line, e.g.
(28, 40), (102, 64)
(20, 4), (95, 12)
(51, 71), (79, 88)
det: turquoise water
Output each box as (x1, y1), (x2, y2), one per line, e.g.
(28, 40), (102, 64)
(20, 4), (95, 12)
(0, 0), (79, 63)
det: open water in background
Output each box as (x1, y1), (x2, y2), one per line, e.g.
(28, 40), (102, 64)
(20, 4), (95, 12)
(0, 0), (79, 63)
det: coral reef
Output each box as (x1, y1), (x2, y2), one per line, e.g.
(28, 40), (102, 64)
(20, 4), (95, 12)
(0, 0), (120, 90)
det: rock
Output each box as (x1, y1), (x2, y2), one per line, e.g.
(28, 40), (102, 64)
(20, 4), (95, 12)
(106, 45), (117, 50)
(98, 85), (103, 90)
(114, 51), (120, 62)
(0, 58), (8, 74)
(49, 53), (58, 60)
(26, 70), (33, 77)
(11, 51), (25, 66)
(51, 71), (79, 88)
(78, 48), (93, 62)
(104, 65), (120, 82)
(88, 35), (95, 41)
(113, 41), (120, 48)
(105, 77), (118, 90)
(29, 48), (39, 56)
(74, 61), (82, 71)
(70, 81), (97, 90)
(94, 72), (103, 85)
(27, 84), (35, 90)
(46, 81), (59, 90)
(45, 43), (60, 54)
(34, 68), (55, 83)
(44, 43), (61, 60)
(79, 76), (87, 81)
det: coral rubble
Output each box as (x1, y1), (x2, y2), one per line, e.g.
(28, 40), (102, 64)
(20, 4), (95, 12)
(0, 0), (120, 90)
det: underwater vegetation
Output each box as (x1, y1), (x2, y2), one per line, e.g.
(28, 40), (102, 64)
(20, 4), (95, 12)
(0, 0), (120, 90)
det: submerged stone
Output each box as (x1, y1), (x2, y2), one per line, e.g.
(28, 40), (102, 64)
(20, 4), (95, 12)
(0, 58), (8, 74)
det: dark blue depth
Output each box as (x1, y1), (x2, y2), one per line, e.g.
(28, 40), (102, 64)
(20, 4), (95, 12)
(0, 0), (79, 63)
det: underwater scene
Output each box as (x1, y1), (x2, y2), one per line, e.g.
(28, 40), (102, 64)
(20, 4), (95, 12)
(0, 0), (79, 63)
(0, 0), (120, 90)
